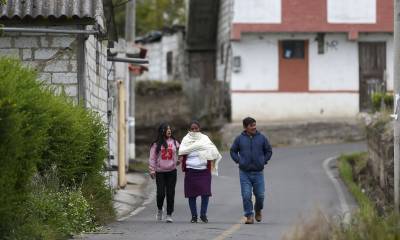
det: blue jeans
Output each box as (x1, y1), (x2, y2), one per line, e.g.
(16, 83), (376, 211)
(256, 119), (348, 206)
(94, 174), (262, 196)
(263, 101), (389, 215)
(188, 196), (209, 217)
(239, 169), (265, 217)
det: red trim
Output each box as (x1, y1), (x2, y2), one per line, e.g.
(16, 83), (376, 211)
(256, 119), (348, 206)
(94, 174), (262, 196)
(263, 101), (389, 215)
(231, 90), (359, 94)
(231, 0), (393, 40)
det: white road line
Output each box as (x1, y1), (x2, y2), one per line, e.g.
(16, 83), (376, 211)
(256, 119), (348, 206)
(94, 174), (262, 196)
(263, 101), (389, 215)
(323, 156), (351, 223)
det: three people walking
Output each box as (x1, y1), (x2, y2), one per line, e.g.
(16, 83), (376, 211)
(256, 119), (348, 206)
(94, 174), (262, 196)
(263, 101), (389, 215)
(148, 117), (271, 225)
(230, 117), (273, 224)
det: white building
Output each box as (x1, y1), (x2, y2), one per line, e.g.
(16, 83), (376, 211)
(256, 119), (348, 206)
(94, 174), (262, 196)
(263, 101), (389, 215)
(219, 0), (393, 121)
(135, 27), (185, 82)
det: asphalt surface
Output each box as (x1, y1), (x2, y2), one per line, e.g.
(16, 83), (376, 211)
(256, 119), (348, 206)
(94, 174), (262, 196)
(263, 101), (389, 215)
(81, 142), (366, 240)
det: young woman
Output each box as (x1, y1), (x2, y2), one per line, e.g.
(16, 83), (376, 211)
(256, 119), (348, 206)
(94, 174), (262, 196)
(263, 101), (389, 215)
(179, 121), (222, 223)
(148, 123), (180, 223)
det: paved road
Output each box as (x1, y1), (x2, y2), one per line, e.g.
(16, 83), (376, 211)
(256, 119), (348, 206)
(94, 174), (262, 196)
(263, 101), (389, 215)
(82, 142), (366, 240)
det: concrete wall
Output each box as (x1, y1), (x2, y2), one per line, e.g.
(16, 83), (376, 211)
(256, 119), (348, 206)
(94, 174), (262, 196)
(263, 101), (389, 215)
(216, 0), (233, 83)
(233, 0), (281, 23)
(230, 32), (393, 121)
(327, 0), (376, 23)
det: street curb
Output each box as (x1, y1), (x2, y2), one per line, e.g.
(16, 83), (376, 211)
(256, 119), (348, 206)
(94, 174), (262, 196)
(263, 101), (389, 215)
(114, 172), (155, 221)
(323, 156), (352, 223)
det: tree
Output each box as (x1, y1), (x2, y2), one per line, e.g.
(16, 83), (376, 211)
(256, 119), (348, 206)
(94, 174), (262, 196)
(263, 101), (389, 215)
(112, 0), (186, 37)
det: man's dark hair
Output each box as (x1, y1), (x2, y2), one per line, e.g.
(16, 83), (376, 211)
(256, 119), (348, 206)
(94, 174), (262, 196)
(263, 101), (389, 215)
(243, 117), (256, 128)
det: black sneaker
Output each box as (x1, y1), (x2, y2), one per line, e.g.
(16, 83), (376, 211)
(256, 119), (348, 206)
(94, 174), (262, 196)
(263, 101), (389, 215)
(200, 215), (208, 223)
(191, 216), (198, 223)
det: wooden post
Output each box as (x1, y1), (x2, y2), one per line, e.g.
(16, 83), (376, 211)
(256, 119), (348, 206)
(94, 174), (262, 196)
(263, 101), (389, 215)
(118, 80), (127, 188)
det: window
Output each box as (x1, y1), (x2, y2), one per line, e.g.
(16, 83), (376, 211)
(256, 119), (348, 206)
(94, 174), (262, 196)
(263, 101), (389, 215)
(282, 40), (305, 59)
(166, 51), (173, 75)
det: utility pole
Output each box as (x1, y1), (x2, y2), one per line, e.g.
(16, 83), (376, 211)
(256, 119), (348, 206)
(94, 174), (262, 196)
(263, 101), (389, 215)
(394, 0), (400, 212)
(125, 0), (136, 163)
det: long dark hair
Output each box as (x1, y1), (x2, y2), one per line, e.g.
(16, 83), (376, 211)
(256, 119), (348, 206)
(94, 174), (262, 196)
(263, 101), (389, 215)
(151, 122), (179, 155)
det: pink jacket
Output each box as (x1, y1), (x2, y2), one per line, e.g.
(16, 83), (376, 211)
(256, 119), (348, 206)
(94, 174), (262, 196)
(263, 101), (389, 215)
(149, 138), (180, 173)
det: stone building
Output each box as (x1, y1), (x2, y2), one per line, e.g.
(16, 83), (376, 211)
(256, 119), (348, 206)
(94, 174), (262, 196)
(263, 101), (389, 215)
(0, 0), (121, 188)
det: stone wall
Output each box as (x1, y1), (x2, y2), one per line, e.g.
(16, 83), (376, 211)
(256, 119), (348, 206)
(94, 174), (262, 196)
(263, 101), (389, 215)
(222, 119), (366, 149)
(365, 113), (393, 202)
(135, 87), (191, 160)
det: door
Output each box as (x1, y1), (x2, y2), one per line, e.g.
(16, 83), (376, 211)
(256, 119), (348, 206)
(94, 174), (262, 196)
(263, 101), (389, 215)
(359, 42), (386, 112)
(279, 40), (309, 92)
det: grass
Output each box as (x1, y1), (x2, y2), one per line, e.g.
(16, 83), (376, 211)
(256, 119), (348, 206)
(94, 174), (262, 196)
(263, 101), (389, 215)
(338, 153), (375, 213)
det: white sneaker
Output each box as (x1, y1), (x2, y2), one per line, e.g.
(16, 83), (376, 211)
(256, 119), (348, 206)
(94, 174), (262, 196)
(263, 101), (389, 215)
(165, 215), (173, 223)
(156, 210), (163, 221)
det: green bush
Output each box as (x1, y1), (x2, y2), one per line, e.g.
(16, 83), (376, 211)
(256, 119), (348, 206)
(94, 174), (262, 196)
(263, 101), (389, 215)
(0, 58), (114, 239)
(371, 92), (393, 112)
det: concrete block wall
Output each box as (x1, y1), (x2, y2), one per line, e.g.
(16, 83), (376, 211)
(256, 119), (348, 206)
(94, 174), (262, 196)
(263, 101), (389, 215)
(0, 30), (78, 98)
(84, 34), (118, 188)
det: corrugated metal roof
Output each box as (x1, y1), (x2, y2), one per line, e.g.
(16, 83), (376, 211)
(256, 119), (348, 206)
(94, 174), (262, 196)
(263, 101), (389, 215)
(0, 0), (103, 22)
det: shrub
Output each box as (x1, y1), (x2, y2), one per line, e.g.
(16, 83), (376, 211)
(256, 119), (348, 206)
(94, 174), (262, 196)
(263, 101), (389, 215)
(371, 92), (393, 112)
(0, 58), (114, 238)
(0, 58), (51, 238)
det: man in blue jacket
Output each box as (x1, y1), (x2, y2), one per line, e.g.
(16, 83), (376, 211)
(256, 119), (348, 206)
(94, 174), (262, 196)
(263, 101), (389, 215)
(230, 117), (273, 224)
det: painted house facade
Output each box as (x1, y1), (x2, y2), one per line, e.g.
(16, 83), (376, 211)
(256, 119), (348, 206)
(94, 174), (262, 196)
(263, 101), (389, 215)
(224, 0), (393, 121)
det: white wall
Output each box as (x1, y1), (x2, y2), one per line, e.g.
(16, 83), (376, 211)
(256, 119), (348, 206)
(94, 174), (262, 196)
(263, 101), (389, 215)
(231, 35), (279, 90)
(231, 93), (359, 121)
(309, 34), (358, 91)
(233, 0), (281, 23)
(327, 0), (376, 23)
(137, 32), (184, 82)
(230, 32), (393, 121)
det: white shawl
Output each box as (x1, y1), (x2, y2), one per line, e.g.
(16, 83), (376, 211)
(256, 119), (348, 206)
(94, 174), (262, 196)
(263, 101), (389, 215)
(178, 132), (222, 176)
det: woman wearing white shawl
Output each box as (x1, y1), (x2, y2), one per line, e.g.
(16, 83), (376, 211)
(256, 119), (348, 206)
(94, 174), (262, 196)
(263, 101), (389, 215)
(179, 121), (222, 223)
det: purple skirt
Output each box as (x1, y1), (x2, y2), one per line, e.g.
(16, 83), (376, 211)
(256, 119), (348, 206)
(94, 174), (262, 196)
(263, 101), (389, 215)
(184, 168), (212, 198)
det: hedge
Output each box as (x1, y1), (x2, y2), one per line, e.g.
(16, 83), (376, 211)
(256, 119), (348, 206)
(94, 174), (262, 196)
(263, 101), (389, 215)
(0, 58), (114, 239)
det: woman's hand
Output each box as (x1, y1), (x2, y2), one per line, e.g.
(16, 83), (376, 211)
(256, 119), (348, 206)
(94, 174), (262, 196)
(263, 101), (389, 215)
(177, 156), (183, 166)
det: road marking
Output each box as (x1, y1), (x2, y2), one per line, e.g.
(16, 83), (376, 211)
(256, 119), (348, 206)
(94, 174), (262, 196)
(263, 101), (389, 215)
(323, 156), (351, 223)
(213, 195), (256, 240)
(213, 221), (243, 240)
